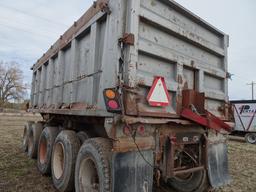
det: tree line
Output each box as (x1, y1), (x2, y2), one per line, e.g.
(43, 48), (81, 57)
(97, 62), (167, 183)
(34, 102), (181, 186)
(0, 61), (28, 108)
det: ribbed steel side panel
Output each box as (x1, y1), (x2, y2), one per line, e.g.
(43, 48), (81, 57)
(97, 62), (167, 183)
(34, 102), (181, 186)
(31, 0), (229, 118)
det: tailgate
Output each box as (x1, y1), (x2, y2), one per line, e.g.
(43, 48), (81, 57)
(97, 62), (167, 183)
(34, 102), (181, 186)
(124, 0), (228, 119)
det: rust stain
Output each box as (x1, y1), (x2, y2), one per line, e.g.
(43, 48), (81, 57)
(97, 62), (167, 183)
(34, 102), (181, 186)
(137, 78), (146, 86)
(176, 95), (182, 115)
(119, 33), (135, 45)
(124, 92), (138, 116)
(113, 136), (155, 152)
(183, 81), (189, 90)
(182, 90), (205, 114)
(70, 102), (99, 110)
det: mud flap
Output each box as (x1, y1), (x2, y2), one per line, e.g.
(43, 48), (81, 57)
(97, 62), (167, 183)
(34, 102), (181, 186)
(112, 150), (154, 192)
(207, 142), (231, 188)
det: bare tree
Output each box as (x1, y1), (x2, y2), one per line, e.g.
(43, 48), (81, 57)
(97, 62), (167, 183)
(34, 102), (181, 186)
(0, 61), (28, 107)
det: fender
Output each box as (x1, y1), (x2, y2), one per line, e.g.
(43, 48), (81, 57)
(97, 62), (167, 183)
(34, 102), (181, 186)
(207, 133), (231, 188)
(112, 150), (154, 192)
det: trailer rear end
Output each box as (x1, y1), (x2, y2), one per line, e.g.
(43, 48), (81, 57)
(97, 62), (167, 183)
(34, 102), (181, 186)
(231, 100), (256, 144)
(22, 0), (232, 191)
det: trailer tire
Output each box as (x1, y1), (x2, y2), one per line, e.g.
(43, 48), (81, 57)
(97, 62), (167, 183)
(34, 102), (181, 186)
(22, 121), (34, 152)
(167, 170), (210, 192)
(77, 131), (90, 144)
(51, 130), (80, 192)
(37, 126), (59, 175)
(27, 122), (43, 159)
(245, 133), (256, 144)
(75, 138), (112, 192)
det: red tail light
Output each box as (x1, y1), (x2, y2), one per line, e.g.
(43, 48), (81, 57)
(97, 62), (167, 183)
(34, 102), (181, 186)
(103, 88), (122, 113)
(123, 126), (131, 136)
(137, 125), (145, 136)
(108, 100), (119, 109)
(170, 134), (177, 143)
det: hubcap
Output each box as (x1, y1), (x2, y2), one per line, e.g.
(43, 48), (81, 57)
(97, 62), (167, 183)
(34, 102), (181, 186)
(247, 134), (256, 144)
(39, 136), (47, 164)
(79, 157), (99, 192)
(53, 142), (65, 179)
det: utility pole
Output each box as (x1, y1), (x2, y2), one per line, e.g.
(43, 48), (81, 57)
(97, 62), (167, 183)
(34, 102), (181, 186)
(247, 81), (256, 100)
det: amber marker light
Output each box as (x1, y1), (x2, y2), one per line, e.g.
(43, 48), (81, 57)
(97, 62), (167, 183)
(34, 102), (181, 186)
(103, 88), (122, 113)
(105, 90), (116, 99)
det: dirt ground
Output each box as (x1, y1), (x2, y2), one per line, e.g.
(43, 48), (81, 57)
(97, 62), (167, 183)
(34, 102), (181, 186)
(0, 114), (255, 192)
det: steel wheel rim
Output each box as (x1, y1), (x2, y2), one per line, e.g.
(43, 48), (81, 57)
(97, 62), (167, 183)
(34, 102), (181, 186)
(174, 170), (194, 182)
(39, 136), (47, 164)
(247, 134), (256, 143)
(53, 142), (65, 179)
(79, 157), (99, 192)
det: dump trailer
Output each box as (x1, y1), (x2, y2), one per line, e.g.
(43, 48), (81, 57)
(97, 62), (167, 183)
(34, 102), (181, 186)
(22, 0), (232, 191)
(231, 100), (256, 144)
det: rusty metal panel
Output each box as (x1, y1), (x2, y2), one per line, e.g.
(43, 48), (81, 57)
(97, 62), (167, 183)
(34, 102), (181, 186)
(62, 47), (72, 105)
(46, 59), (54, 107)
(182, 67), (197, 90)
(140, 0), (225, 52)
(39, 64), (48, 108)
(31, 0), (123, 117)
(124, 0), (229, 118)
(31, 71), (36, 107)
(182, 90), (205, 114)
(52, 56), (59, 107)
(32, 0), (110, 71)
(36, 68), (42, 108)
(75, 32), (91, 103)
(44, 62), (50, 107)
(204, 73), (224, 92)
(136, 53), (177, 115)
(205, 99), (225, 119)
(31, 0), (229, 119)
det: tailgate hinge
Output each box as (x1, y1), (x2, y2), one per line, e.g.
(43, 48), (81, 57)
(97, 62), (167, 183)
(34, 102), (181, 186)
(119, 33), (135, 45)
(181, 89), (232, 132)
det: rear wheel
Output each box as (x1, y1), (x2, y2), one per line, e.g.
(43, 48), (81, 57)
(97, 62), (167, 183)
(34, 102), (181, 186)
(22, 121), (34, 152)
(166, 170), (210, 192)
(245, 133), (256, 144)
(51, 130), (80, 192)
(27, 122), (43, 159)
(75, 138), (112, 192)
(37, 126), (59, 175)
(77, 131), (90, 145)
(164, 144), (211, 192)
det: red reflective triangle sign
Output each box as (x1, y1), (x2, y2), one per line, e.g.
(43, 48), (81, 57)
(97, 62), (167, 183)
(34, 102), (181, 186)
(147, 76), (170, 107)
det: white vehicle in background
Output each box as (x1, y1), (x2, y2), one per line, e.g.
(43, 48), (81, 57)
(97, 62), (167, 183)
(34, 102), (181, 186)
(231, 100), (256, 144)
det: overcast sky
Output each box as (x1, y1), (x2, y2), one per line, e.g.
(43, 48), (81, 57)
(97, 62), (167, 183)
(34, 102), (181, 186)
(0, 0), (255, 100)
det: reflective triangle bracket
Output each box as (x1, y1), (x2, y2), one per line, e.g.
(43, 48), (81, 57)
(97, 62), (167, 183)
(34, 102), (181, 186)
(147, 76), (170, 107)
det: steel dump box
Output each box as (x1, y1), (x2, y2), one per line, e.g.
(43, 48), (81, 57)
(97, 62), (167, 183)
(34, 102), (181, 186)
(31, 0), (229, 119)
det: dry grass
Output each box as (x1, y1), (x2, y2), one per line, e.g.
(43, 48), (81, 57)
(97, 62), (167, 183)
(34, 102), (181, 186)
(217, 140), (256, 192)
(0, 113), (255, 192)
(0, 114), (57, 192)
